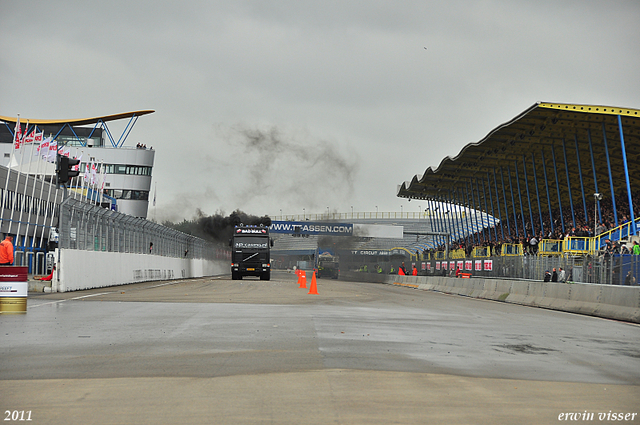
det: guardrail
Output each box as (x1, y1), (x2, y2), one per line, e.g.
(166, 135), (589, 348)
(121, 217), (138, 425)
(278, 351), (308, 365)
(539, 239), (563, 256)
(501, 243), (523, 256)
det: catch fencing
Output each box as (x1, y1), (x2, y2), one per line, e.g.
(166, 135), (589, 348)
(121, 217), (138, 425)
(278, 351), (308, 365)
(340, 253), (640, 285)
(59, 197), (228, 262)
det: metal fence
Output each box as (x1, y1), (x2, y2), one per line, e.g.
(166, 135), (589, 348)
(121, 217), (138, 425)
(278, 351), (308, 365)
(338, 253), (640, 285)
(452, 254), (640, 285)
(59, 197), (229, 261)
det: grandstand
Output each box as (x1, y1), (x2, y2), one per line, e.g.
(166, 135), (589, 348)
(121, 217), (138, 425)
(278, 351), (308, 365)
(396, 102), (640, 284)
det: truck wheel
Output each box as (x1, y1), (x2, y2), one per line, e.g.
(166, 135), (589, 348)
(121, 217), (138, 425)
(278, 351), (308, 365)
(232, 271), (241, 280)
(260, 271), (270, 281)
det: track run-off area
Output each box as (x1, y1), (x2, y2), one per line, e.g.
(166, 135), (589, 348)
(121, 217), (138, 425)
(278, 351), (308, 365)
(1, 271), (639, 425)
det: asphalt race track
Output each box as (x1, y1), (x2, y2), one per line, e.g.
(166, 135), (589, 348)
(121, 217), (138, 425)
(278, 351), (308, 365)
(1, 271), (639, 424)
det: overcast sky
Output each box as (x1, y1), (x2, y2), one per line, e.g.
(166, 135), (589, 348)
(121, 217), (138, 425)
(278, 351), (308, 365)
(1, 1), (638, 222)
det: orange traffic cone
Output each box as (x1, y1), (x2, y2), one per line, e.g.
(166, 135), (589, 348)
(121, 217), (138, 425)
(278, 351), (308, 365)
(298, 270), (307, 288)
(308, 271), (318, 295)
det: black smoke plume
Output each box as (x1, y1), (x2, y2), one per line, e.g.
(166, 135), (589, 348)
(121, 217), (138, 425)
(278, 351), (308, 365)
(164, 209), (271, 244)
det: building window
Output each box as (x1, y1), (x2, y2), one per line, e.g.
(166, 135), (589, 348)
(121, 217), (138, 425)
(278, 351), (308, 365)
(79, 163), (152, 176)
(104, 189), (150, 200)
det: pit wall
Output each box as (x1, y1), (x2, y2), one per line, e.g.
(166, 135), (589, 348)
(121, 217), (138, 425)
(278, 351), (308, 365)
(53, 249), (227, 292)
(340, 271), (640, 324)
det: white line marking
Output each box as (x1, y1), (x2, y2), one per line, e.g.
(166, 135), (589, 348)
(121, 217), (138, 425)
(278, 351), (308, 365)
(28, 292), (114, 309)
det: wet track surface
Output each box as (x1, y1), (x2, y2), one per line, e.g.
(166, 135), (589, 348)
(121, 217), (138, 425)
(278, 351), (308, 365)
(1, 272), (639, 424)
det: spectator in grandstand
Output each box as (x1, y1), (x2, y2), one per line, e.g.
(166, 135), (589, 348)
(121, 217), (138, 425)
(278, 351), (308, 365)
(0, 235), (13, 266)
(576, 225), (590, 237)
(528, 235), (538, 255)
(612, 240), (621, 254)
(596, 222), (607, 236)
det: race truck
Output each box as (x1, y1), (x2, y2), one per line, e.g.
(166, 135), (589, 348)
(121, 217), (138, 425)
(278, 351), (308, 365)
(316, 252), (339, 279)
(229, 225), (274, 280)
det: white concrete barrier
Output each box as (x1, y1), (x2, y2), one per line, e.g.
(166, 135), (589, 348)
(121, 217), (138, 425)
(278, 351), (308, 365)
(53, 249), (227, 292)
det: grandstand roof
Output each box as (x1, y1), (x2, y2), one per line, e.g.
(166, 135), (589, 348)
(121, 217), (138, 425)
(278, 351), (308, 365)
(0, 110), (154, 126)
(397, 102), (640, 216)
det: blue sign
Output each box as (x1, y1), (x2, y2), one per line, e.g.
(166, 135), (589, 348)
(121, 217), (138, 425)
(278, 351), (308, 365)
(270, 221), (353, 236)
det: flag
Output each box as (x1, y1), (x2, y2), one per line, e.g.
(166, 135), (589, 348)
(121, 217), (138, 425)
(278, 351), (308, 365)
(74, 153), (82, 171)
(100, 164), (105, 192)
(91, 163), (97, 185)
(36, 137), (51, 157)
(83, 163), (91, 181)
(23, 129), (34, 144)
(13, 117), (22, 149)
(47, 140), (58, 162)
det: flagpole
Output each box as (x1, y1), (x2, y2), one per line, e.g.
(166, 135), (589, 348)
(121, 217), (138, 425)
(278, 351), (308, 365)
(27, 132), (44, 252)
(22, 126), (41, 255)
(89, 161), (94, 204)
(15, 122), (36, 245)
(9, 120), (29, 253)
(78, 152), (86, 203)
(34, 135), (51, 248)
(0, 114), (21, 235)
(90, 162), (98, 204)
(99, 160), (105, 206)
(38, 135), (58, 249)
(42, 167), (60, 251)
(71, 148), (81, 200)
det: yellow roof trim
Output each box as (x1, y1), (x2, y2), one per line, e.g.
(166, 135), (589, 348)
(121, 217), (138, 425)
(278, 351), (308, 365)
(0, 110), (155, 125)
(538, 102), (640, 118)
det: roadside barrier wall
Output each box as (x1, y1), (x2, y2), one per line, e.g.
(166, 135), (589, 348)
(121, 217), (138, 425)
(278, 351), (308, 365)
(341, 271), (640, 323)
(53, 249), (227, 292)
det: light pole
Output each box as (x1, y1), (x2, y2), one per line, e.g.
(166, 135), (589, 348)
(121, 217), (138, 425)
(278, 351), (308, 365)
(594, 193), (602, 237)
(351, 206), (353, 218)
(303, 208), (305, 220)
(376, 206), (378, 217)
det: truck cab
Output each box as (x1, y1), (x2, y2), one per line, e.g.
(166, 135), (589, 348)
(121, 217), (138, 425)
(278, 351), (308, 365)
(316, 253), (339, 279)
(229, 225), (273, 280)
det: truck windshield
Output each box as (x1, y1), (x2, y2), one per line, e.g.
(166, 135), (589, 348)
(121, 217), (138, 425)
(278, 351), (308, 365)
(234, 236), (269, 250)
